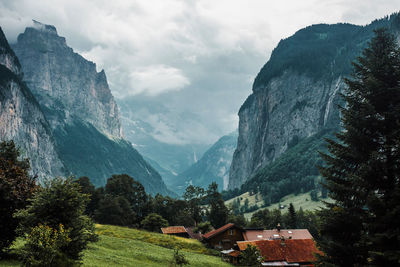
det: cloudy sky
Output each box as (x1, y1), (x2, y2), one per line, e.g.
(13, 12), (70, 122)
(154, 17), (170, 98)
(0, 0), (399, 145)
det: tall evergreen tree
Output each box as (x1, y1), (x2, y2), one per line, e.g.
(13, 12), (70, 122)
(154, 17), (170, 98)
(317, 28), (400, 266)
(183, 185), (205, 225)
(288, 203), (297, 229)
(207, 182), (229, 228)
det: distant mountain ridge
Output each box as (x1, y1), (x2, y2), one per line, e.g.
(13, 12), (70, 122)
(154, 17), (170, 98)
(171, 131), (238, 194)
(118, 98), (210, 176)
(229, 13), (400, 192)
(6, 21), (169, 195)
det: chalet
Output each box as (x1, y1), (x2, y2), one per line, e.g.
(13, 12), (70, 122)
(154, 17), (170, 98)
(237, 238), (322, 266)
(221, 249), (240, 265)
(243, 229), (313, 241)
(203, 223), (245, 250)
(161, 226), (190, 238)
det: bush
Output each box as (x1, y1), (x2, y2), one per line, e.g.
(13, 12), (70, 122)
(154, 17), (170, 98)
(169, 248), (189, 267)
(240, 244), (263, 266)
(141, 213), (168, 232)
(21, 224), (75, 267)
(15, 177), (97, 261)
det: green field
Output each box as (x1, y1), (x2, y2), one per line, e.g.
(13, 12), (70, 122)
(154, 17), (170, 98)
(226, 191), (332, 219)
(0, 224), (232, 267)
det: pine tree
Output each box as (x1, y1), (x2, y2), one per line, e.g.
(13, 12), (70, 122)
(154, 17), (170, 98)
(317, 28), (400, 266)
(288, 203), (297, 229)
(207, 182), (229, 228)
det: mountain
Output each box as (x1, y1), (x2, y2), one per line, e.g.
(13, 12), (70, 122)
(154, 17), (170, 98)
(171, 131), (238, 194)
(118, 98), (210, 177)
(11, 21), (169, 195)
(12, 21), (122, 138)
(0, 26), (65, 179)
(228, 13), (400, 190)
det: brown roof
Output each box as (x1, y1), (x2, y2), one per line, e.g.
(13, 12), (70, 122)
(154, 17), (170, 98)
(243, 229), (313, 241)
(203, 223), (238, 239)
(161, 226), (187, 234)
(237, 239), (322, 263)
(186, 227), (203, 241)
(229, 250), (241, 257)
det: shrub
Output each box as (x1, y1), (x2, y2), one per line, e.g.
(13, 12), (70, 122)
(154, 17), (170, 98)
(240, 244), (263, 266)
(169, 248), (189, 267)
(141, 213), (168, 232)
(15, 177), (97, 261)
(21, 224), (75, 267)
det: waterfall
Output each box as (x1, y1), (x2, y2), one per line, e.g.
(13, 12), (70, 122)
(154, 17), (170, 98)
(324, 77), (342, 125)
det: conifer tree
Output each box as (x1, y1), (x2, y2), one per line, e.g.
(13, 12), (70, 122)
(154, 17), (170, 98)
(288, 203), (297, 229)
(318, 28), (400, 266)
(207, 182), (229, 228)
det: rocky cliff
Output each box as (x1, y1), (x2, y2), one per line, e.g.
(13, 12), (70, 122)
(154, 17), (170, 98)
(11, 21), (169, 194)
(0, 27), (65, 179)
(228, 13), (400, 190)
(12, 20), (122, 138)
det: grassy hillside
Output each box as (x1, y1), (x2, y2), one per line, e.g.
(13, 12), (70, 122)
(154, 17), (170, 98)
(226, 191), (332, 219)
(0, 224), (232, 267)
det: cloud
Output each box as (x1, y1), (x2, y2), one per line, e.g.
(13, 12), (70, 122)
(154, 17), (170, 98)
(129, 65), (190, 96)
(0, 0), (399, 145)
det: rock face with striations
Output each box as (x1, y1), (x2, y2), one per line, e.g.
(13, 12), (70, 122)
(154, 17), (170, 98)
(12, 21), (169, 194)
(0, 27), (65, 179)
(12, 21), (122, 138)
(228, 14), (400, 189)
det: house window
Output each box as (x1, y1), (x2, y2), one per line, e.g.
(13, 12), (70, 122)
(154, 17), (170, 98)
(228, 229), (234, 235)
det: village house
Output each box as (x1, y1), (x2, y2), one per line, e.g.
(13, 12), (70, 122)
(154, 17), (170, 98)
(220, 249), (241, 265)
(203, 223), (245, 250)
(237, 238), (322, 266)
(160, 226), (190, 238)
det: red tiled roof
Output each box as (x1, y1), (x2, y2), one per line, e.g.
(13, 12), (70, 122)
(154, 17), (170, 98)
(203, 223), (235, 239)
(161, 226), (187, 234)
(243, 229), (313, 241)
(237, 239), (322, 263)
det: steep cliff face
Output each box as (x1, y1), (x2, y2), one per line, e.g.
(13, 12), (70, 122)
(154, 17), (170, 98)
(229, 72), (343, 189)
(12, 20), (122, 138)
(0, 27), (65, 179)
(11, 22), (169, 195)
(228, 14), (400, 190)
(172, 131), (237, 194)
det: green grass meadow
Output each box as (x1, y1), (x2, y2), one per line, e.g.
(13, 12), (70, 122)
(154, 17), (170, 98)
(0, 224), (232, 267)
(225, 191), (332, 219)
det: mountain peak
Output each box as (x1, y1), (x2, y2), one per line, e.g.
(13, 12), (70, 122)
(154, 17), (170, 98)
(31, 20), (58, 35)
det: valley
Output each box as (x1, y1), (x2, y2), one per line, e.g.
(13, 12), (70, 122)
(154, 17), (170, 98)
(1, 5), (400, 266)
